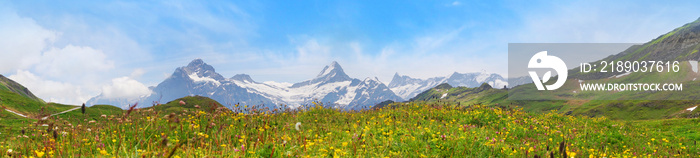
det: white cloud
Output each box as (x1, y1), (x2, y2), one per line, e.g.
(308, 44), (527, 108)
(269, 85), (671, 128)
(34, 45), (115, 78)
(130, 68), (146, 79)
(0, 6), (147, 105)
(0, 8), (57, 74)
(4, 0), (697, 105)
(8, 70), (90, 104)
(296, 39), (331, 64)
(101, 77), (152, 99)
(238, 34), (504, 84)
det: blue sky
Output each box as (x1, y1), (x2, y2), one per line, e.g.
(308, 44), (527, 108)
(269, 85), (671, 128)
(1, 0), (699, 104)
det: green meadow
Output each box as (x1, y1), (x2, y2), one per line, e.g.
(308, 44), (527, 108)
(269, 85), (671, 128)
(1, 96), (698, 157)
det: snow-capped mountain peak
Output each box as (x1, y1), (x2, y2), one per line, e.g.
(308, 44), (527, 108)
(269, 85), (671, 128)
(317, 61), (343, 77)
(388, 72), (511, 100)
(188, 72), (221, 86)
(388, 73), (428, 88)
(363, 77), (381, 84)
(88, 59), (403, 110)
(181, 59), (225, 81)
(292, 61), (352, 88)
(230, 74), (255, 83)
(315, 61), (351, 80)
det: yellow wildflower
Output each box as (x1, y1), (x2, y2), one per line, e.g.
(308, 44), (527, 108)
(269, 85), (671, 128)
(35, 150), (45, 158)
(100, 149), (109, 155)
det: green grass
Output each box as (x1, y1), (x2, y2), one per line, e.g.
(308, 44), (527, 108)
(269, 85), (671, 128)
(0, 90), (48, 118)
(0, 75), (44, 104)
(0, 109), (34, 129)
(0, 100), (698, 157)
(0, 75), (72, 120)
(57, 104), (124, 121)
(495, 60), (700, 120)
(636, 118), (700, 141)
(414, 70), (698, 120)
(146, 95), (225, 114)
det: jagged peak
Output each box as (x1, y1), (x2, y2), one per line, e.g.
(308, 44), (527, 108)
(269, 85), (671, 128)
(290, 61), (352, 88)
(363, 77), (380, 82)
(388, 73), (405, 87)
(313, 61), (351, 81)
(317, 61), (347, 78)
(390, 72), (405, 82)
(177, 58), (224, 81)
(187, 58), (205, 67)
(184, 59), (214, 72)
(231, 74), (255, 82)
(388, 73), (435, 88)
(447, 72), (461, 78)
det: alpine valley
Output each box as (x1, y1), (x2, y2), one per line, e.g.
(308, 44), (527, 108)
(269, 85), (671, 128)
(388, 72), (532, 100)
(86, 60), (516, 110)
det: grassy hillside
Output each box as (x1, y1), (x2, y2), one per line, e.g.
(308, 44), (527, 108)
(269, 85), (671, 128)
(51, 96), (225, 123)
(569, 17), (700, 80)
(0, 89), (47, 117)
(0, 74), (79, 120)
(0, 108), (33, 129)
(508, 63), (700, 120)
(146, 95), (228, 114)
(0, 74), (43, 103)
(56, 104), (124, 121)
(409, 77), (699, 120)
(0, 76), (78, 131)
(0, 99), (697, 157)
(411, 83), (507, 105)
(492, 18), (700, 119)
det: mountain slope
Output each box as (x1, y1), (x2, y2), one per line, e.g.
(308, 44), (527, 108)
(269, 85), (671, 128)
(87, 60), (403, 110)
(0, 75), (46, 117)
(484, 17), (700, 120)
(232, 62), (403, 110)
(87, 59), (276, 109)
(291, 61), (352, 88)
(0, 74), (43, 104)
(388, 73), (446, 100)
(570, 17), (700, 80)
(388, 72), (512, 100)
(0, 75), (80, 122)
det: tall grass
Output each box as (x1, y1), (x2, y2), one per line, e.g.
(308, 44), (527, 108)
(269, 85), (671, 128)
(0, 101), (698, 157)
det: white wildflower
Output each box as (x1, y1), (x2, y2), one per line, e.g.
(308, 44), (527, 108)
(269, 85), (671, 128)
(295, 122), (302, 131)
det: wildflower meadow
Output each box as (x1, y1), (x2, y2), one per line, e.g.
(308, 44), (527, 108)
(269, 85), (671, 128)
(1, 96), (698, 157)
